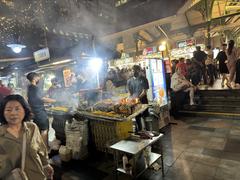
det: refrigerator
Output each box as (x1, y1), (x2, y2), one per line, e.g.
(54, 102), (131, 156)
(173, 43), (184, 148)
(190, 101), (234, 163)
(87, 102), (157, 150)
(145, 58), (168, 106)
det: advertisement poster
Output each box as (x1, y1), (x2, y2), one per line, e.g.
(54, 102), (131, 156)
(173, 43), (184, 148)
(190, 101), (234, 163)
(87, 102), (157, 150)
(146, 59), (167, 106)
(63, 68), (72, 87)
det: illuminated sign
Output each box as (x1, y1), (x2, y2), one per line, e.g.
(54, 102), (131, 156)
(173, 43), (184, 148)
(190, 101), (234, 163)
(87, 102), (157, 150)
(33, 48), (50, 62)
(177, 39), (196, 48)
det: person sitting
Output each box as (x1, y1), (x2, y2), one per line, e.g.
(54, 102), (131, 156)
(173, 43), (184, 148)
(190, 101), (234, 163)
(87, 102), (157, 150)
(171, 67), (196, 105)
(0, 95), (54, 179)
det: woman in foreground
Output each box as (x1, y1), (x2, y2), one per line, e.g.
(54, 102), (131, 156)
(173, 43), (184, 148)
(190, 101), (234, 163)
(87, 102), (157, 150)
(0, 95), (53, 180)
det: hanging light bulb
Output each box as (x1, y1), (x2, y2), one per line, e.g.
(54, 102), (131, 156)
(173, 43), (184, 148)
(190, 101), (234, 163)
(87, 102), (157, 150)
(7, 44), (26, 53)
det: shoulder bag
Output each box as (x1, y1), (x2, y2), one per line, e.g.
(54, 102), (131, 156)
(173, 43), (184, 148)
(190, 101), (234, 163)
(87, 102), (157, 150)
(4, 132), (28, 180)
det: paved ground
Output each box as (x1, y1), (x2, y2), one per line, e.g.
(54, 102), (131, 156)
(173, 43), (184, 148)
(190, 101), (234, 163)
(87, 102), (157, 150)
(54, 117), (240, 180)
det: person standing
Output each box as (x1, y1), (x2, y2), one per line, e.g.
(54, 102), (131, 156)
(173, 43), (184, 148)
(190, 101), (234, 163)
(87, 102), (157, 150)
(176, 58), (187, 78)
(205, 45), (215, 86)
(0, 95), (54, 179)
(47, 78), (61, 99)
(226, 40), (240, 88)
(216, 43), (229, 87)
(26, 72), (56, 147)
(0, 80), (12, 102)
(193, 46), (208, 84)
(127, 65), (149, 132)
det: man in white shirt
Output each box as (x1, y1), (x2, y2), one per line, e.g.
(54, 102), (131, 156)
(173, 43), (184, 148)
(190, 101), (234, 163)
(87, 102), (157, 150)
(171, 67), (196, 105)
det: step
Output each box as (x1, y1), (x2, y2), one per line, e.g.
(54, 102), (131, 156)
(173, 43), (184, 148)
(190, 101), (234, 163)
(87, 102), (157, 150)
(183, 104), (240, 113)
(199, 100), (240, 106)
(199, 96), (240, 101)
(198, 89), (240, 97)
(179, 110), (240, 120)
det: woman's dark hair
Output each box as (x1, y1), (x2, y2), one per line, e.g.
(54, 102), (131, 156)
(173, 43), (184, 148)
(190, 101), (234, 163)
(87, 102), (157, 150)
(0, 95), (32, 124)
(227, 40), (235, 55)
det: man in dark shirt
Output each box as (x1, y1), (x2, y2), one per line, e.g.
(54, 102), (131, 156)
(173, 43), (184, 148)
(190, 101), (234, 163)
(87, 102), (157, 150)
(27, 72), (56, 146)
(127, 65), (149, 132)
(193, 46), (208, 84)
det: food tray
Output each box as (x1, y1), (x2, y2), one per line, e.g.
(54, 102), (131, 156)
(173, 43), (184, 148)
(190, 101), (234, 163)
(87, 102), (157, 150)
(75, 104), (148, 122)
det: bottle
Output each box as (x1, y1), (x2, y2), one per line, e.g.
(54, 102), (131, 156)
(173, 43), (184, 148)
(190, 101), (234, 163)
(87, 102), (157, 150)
(125, 163), (132, 175)
(122, 154), (128, 170)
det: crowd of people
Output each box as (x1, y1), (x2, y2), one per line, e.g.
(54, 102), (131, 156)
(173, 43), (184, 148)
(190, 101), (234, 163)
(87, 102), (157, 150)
(171, 40), (240, 89)
(170, 40), (240, 108)
(0, 39), (239, 179)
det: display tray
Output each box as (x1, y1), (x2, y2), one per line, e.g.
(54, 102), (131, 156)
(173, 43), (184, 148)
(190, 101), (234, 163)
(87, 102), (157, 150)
(76, 104), (148, 122)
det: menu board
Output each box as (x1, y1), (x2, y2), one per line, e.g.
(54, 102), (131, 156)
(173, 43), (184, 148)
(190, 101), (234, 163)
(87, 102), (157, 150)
(63, 68), (72, 87)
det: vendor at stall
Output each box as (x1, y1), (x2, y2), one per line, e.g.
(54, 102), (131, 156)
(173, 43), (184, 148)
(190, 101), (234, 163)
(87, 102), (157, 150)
(127, 65), (149, 132)
(26, 72), (56, 147)
(47, 78), (61, 99)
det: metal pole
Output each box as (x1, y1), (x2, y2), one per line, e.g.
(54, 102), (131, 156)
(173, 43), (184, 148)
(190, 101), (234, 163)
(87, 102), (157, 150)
(205, 0), (211, 46)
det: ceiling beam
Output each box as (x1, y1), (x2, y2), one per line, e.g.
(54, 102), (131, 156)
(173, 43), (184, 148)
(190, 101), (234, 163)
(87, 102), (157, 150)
(0, 57), (33, 62)
(101, 15), (176, 41)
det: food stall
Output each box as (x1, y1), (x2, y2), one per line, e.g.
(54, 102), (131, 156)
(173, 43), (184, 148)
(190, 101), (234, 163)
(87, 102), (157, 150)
(37, 53), (169, 155)
(76, 97), (148, 153)
(43, 58), (103, 142)
(106, 46), (171, 131)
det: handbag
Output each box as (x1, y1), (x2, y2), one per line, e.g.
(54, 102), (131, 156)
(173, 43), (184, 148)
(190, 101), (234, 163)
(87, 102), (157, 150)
(5, 132), (28, 180)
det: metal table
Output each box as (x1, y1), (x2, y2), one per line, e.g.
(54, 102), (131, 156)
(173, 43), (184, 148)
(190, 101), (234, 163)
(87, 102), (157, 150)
(110, 134), (164, 179)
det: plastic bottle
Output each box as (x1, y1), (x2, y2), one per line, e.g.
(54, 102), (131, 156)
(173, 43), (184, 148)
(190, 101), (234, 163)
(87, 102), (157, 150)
(122, 154), (128, 170)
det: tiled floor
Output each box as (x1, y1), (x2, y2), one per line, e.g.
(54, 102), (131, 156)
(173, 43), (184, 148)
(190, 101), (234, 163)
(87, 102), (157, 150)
(54, 117), (240, 180)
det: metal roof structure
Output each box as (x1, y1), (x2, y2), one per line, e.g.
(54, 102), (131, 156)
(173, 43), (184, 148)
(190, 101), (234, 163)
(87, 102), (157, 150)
(102, 0), (240, 52)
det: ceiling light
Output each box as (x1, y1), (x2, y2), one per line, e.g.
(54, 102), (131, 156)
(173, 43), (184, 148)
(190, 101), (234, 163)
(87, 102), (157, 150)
(7, 44), (26, 53)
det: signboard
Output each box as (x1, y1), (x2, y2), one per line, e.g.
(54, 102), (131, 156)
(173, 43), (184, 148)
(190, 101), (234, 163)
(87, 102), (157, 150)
(142, 46), (157, 55)
(63, 68), (72, 87)
(33, 48), (50, 62)
(177, 39), (196, 48)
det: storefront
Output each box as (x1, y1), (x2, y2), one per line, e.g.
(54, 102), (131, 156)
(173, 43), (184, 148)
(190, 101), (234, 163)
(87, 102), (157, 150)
(170, 39), (205, 60)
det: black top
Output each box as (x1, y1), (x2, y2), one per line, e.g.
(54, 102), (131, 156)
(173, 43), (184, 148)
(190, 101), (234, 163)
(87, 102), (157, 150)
(216, 51), (229, 74)
(193, 50), (207, 63)
(27, 84), (45, 112)
(127, 76), (149, 104)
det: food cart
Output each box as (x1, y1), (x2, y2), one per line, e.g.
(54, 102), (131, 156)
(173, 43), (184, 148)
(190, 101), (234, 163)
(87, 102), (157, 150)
(76, 104), (148, 152)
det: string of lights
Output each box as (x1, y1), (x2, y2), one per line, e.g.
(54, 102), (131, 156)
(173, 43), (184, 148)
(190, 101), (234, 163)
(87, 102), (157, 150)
(0, 0), (92, 47)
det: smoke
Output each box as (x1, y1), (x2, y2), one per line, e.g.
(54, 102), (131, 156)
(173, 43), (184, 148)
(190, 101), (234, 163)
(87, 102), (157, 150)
(40, 0), (117, 37)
